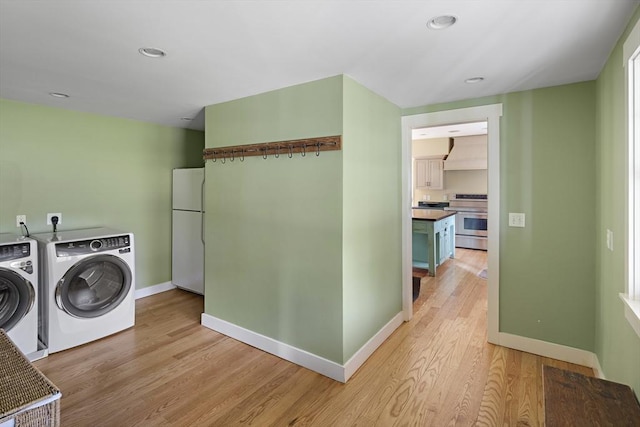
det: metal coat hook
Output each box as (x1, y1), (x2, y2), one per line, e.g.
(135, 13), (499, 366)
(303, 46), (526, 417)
(301, 144), (306, 157)
(288, 145), (293, 158)
(230, 150), (235, 162)
(240, 149), (245, 162)
(316, 142), (321, 156)
(262, 147), (268, 159)
(212, 152), (217, 162)
(274, 145), (280, 158)
(221, 155), (226, 164)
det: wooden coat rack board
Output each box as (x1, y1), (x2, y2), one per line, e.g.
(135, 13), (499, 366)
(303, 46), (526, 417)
(203, 135), (342, 163)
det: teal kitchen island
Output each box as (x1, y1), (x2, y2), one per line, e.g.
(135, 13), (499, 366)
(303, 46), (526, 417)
(412, 209), (456, 276)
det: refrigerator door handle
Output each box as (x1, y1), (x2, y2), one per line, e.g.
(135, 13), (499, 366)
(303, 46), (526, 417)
(201, 212), (205, 245)
(200, 176), (205, 212)
(201, 177), (205, 245)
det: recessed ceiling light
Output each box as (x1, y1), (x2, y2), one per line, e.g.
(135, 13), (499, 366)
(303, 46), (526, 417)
(49, 92), (69, 98)
(465, 77), (485, 84)
(448, 130), (460, 133)
(180, 117), (193, 121)
(427, 15), (457, 30)
(138, 47), (166, 58)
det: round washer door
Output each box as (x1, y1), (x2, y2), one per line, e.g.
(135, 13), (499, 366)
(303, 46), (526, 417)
(0, 268), (35, 332)
(56, 254), (132, 318)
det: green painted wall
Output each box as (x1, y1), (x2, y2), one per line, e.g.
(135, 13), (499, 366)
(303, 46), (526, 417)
(342, 77), (402, 361)
(595, 7), (640, 396)
(500, 84), (596, 350)
(0, 98), (204, 288)
(205, 76), (345, 362)
(404, 82), (597, 351)
(204, 76), (403, 364)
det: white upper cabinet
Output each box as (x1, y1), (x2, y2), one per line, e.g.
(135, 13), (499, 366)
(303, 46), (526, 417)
(415, 158), (444, 190)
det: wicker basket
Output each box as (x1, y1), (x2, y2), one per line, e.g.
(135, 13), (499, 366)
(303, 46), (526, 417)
(0, 330), (61, 426)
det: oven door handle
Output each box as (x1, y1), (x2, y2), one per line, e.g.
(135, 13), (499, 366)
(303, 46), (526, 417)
(458, 213), (488, 219)
(447, 208), (488, 214)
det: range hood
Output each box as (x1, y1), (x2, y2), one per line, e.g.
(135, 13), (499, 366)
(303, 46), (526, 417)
(443, 137), (487, 170)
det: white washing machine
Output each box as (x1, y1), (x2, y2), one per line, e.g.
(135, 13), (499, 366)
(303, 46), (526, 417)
(0, 234), (38, 357)
(32, 228), (135, 354)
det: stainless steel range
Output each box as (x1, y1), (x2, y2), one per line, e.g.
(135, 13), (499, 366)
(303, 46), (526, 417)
(444, 194), (488, 250)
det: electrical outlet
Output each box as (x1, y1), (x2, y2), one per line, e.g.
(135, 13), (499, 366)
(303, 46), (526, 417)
(508, 212), (525, 227)
(47, 213), (62, 225)
(16, 215), (26, 227)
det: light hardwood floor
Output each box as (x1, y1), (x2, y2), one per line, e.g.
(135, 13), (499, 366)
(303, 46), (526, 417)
(33, 249), (592, 426)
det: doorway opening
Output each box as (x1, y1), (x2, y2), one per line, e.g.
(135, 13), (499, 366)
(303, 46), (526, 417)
(410, 122), (489, 311)
(401, 104), (502, 343)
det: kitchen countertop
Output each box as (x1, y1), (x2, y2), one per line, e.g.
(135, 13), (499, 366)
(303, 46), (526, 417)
(412, 209), (456, 221)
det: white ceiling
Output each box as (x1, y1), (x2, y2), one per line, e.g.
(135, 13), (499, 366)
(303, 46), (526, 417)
(0, 1), (637, 132)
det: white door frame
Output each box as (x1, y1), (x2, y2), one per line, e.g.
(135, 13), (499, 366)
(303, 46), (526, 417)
(401, 104), (503, 343)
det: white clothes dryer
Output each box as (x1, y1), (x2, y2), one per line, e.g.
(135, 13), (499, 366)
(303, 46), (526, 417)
(0, 234), (38, 357)
(33, 228), (135, 354)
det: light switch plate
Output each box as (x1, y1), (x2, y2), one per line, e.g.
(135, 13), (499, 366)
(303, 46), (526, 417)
(16, 215), (26, 227)
(509, 213), (525, 227)
(606, 229), (614, 251)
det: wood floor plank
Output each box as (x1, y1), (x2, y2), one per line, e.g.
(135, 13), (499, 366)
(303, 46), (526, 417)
(428, 290), (490, 426)
(517, 351), (539, 427)
(393, 295), (487, 426)
(32, 249), (595, 426)
(502, 347), (522, 425)
(476, 345), (509, 426)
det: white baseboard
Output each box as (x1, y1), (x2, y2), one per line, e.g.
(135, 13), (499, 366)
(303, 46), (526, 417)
(344, 312), (404, 382)
(201, 312), (404, 383)
(496, 332), (603, 375)
(134, 281), (176, 300)
(202, 313), (607, 382)
(591, 353), (605, 379)
(201, 314), (345, 381)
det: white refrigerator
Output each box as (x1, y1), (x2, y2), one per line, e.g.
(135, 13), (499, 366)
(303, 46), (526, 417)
(172, 168), (205, 295)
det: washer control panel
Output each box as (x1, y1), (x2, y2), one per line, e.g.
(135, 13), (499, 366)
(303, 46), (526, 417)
(0, 242), (31, 262)
(56, 235), (131, 257)
(0, 243), (33, 274)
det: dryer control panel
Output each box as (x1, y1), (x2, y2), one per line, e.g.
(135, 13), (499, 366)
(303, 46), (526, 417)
(56, 235), (131, 257)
